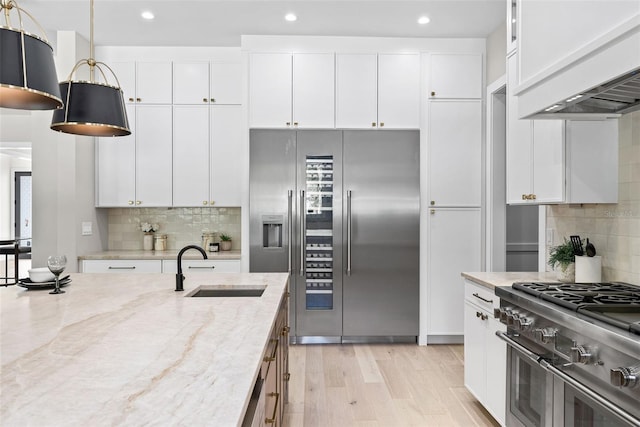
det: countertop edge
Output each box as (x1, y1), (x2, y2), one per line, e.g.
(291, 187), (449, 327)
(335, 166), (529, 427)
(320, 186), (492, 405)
(462, 271), (560, 291)
(78, 250), (242, 261)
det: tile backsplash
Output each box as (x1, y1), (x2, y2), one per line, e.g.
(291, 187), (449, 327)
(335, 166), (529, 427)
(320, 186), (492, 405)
(107, 207), (241, 251)
(546, 111), (639, 284)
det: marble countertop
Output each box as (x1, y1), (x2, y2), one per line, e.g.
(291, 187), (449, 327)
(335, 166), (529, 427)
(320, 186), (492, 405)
(1, 272), (289, 426)
(79, 250), (242, 260)
(461, 271), (559, 290)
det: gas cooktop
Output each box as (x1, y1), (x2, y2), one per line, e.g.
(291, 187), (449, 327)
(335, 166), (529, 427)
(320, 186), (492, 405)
(511, 281), (640, 335)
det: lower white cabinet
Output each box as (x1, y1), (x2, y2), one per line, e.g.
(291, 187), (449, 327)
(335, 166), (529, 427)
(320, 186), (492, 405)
(162, 259), (241, 273)
(427, 208), (481, 340)
(81, 260), (162, 273)
(464, 279), (506, 426)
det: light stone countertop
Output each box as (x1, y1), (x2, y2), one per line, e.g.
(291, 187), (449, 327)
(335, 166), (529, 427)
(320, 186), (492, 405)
(79, 249), (242, 260)
(462, 271), (559, 290)
(0, 272), (289, 426)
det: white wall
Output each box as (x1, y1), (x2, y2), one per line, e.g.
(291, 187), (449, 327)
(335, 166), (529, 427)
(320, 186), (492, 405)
(486, 22), (506, 85)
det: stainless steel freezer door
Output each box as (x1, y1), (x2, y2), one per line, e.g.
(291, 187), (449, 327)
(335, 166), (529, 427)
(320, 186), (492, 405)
(295, 130), (344, 337)
(342, 130), (420, 337)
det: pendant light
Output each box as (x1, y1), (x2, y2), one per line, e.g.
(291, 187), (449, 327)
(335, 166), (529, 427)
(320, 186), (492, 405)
(50, 0), (130, 137)
(0, 0), (62, 110)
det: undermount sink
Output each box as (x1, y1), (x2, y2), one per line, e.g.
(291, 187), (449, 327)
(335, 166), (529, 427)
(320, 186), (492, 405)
(186, 286), (266, 298)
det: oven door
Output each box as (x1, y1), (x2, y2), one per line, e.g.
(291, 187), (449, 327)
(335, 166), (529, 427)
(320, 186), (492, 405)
(499, 332), (554, 427)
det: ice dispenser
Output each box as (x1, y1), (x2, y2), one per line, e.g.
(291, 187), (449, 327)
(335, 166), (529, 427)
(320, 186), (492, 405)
(262, 215), (283, 248)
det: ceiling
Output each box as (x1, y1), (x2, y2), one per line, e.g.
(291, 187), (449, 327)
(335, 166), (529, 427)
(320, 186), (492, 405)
(17, 0), (506, 47)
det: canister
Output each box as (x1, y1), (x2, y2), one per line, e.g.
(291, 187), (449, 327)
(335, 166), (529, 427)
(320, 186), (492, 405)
(154, 234), (168, 251)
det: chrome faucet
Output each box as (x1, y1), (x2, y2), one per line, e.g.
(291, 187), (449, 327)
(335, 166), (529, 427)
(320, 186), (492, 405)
(175, 245), (208, 291)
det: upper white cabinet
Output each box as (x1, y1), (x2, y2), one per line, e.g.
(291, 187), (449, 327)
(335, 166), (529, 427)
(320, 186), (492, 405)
(335, 54), (378, 128)
(173, 62), (242, 105)
(377, 53), (420, 129)
(429, 53), (483, 99)
(210, 105), (243, 206)
(249, 53), (335, 128)
(428, 100), (482, 207)
(110, 61), (172, 104)
(507, 52), (618, 205)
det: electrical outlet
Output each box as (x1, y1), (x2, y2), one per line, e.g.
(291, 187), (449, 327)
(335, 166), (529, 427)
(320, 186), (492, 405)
(82, 222), (93, 236)
(546, 228), (553, 245)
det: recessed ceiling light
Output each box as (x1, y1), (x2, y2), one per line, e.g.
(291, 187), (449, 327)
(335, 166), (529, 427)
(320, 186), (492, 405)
(418, 16), (430, 25)
(285, 13), (297, 22)
(141, 11), (154, 20)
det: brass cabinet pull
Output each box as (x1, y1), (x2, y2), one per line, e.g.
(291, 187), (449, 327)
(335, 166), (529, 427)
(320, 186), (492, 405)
(430, 209), (435, 215)
(371, 122), (377, 127)
(294, 122), (299, 126)
(203, 98), (208, 102)
(281, 325), (290, 336)
(473, 292), (493, 304)
(136, 98), (141, 102)
(265, 392), (280, 424)
(210, 98), (215, 103)
(380, 122), (384, 127)
(128, 97), (134, 102)
(531, 194), (537, 200)
(284, 372), (291, 381)
(203, 201), (208, 205)
(286, 122), (291, 126)
(128, 200), (134, 205)
(431, 91), (436, 96)
(430, 200), (435, 206)
(264, 356), (276, 362)
(136, 201), (141, 205)
(210, 200), (215, 205)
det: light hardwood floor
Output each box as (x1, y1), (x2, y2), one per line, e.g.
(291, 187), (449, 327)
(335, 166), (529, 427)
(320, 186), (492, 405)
(284, 344), (500, 427)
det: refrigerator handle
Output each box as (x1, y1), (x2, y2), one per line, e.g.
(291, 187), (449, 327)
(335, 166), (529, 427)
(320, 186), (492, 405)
(299, 190), (305, 277)
(347, 190), (352, 276)
(287, 190), (293, 274)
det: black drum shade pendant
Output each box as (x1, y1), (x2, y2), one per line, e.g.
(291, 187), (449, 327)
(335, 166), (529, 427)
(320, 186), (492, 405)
(0, 0), (62, 110)
(50, 0), (130, 137)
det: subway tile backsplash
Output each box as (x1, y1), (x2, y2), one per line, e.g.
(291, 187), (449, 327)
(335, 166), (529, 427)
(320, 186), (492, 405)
(546, 111), (640, 284)
(107, 207), (241, 251)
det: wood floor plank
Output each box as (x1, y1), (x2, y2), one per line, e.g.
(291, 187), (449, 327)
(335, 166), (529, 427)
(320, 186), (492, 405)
(353, 345), (384, 383)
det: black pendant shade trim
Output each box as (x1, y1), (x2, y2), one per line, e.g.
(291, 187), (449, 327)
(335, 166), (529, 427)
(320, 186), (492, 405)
(51, 80), (131, 137)
(0, 26), (62, 110)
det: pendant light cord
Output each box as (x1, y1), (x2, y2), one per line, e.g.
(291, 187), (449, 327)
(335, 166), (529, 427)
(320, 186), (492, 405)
(88, 0), (95, 82)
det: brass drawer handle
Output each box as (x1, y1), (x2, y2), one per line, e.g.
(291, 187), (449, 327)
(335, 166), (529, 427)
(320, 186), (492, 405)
(203, 98), (208, 102)
(284, 372), (291, 381)
(281, 325), (290, 336)
(265, 392), (280, 424)
(371, 122), (377, 127)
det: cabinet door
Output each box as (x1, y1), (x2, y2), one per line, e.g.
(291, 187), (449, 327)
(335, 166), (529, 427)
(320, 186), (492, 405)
(136, 106), (173, 206)
(210, 62), (242, 105)
(249, 53), (292, 128)
(485, 317), (507, 425)
(506, 52), (533, 204)
(97, 105), (136, 207)
(211, 105), (242, 206)
(108, 62), (136, 104)
(430, 53), (483, 99)
(173, 106), (210, 206)
(378, 53), (420, 129)
(464, 300), (487, 401)
(292, 53), (335, 128)
(428, 208), (481, 336)
(161, 259), (241, 273)
(136, 62), (172, 104)
(532, 120), (564, 203)
(335, 53), (378, 129)
(173, 62), (210, 105)
(428, 101), (482, 207)
(81, 260), (162, 273)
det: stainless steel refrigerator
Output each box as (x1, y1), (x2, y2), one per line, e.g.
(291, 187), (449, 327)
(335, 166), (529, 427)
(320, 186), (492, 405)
(250, 129), (419, 343)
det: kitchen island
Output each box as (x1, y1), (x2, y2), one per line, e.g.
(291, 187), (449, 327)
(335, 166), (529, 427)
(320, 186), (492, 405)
(0, 272), (289, 426)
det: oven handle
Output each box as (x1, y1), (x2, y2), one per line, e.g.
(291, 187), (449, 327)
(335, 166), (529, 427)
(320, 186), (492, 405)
(540, 360), (640, 426)
(496, 331), (543, 365)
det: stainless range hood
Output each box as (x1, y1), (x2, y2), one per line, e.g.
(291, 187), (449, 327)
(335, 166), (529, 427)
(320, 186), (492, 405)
(536, 67), (640, 119)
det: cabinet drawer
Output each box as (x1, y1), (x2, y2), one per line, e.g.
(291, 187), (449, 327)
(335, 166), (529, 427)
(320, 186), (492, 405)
(81, 260), (162, 273)
(464, 280), (499, 311)
(161, 259), (241, 273)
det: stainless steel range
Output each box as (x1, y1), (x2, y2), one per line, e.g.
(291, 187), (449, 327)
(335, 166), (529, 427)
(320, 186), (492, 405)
(495, 282), (640, 427)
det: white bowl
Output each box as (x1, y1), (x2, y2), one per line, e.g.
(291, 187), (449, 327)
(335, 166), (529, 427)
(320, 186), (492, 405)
(28, 268), (55, 283)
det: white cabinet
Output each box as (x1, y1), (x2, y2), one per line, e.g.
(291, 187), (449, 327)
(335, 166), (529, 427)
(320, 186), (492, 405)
(531, 120), (564, 203)
(173, 62), (242, 105)
(335, 54), (378, 128)
(427, 209), (481, 338)
(173, 105), (243, 207)
(97, 105), (172, 207)
(249, 53), (292, 128)
(135, 106), (173, 206)
(377, 53), (420, 128)
(335, 53), (420, 129)
(81, 259), (162, 273)
(428, 100), (482, 207)
(464, 279), (506, 426)
(249, 53), (335, 128)
(162, 259), (241, 273)
(429, 53), (483, 99)
(110, 61), (172, 104)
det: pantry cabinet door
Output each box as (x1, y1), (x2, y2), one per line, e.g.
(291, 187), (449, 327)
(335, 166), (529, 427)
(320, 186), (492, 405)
(532, 120), (565, 203)
(108, 61), (136, 104)
(210, 62), (242, 105)
(135, 105), (173, 206)
(173, 62), (210, 105)
(377, 53), (420, 129)
(136, 62), (172, 104)
(210, 106), (242, 206)
(249, 53), (292, 128)
(173, 106), (210, 206)
(97, 104), (136, 206)
(335, 53), (378, 128)
(293, 53), (335, 128)
(429, 53), (483, 99)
